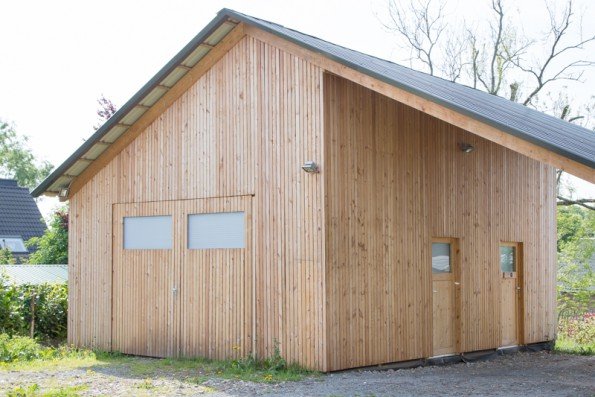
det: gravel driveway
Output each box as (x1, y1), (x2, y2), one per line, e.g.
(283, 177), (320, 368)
(1, 351), (593, 396)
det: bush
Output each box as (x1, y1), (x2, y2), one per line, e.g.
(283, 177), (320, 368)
(27, 209), (68, 265)
(556, 313), (595, 355)
(0, 274), (67, 341)
(0, 334), (45, 362)
(0, 334), (93, 363)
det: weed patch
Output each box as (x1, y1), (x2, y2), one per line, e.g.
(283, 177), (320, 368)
(555, 313), (594, 355)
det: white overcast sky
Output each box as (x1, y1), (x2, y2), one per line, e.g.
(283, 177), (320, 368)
(0, 0), (593, 216)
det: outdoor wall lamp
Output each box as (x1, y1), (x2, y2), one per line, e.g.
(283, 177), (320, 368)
(459, 143), (475, 153)
(301, 161), (319, 173)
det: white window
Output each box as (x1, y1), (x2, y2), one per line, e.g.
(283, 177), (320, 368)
(123, 216), (172, 249)
(0, 237), (27, 253)
(188, 212), (245, 249)
(432, 242), (451, 273)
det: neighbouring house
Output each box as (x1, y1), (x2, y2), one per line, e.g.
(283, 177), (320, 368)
(32, 9), (595, 371)
(0, 264), (67, 285)
(0, 179), (46, 262)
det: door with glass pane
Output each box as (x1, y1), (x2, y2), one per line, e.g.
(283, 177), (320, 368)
(112, 201), (179, 357)
(178, 196), (252, 359)
(431, 239), (459, 356)
(500, 242), (522, 346)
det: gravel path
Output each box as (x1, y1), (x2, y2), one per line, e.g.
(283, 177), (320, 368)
(1, 351), (593, 396)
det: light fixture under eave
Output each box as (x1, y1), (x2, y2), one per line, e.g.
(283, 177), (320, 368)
(58, 187), (70, 201)
(459, 143), (475, 153)
(301, 161), (319, 173)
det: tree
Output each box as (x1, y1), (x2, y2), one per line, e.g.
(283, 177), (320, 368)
(93, 95), (118, 131)
(382, 0), (595, 208)
(26, 209), (68, 265)
(0, 120), (53, 189)
(556, 205), (594, 315)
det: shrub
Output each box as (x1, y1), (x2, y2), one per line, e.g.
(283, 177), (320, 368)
(0, 274), (67, 341)
(556, 313), (595, 355)
(0, 334), (45, 362)
(27, 209), (68, 265)
(0, 334), (94, 363)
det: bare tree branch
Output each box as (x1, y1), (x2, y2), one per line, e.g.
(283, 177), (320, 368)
(385, 0), (463, 79)
(517, 1), (595, 106)
(557, 196), (595, 210)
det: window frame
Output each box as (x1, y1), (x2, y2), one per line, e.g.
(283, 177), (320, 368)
(187, 211), (246, 250)
(499, 242), (518, 278)
(431, 237), (458, 281)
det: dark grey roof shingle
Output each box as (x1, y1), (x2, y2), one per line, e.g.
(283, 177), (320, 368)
(229, 10), (595, 168)
(0, 179), (46, 248)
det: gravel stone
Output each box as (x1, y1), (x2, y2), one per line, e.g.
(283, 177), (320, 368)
(0, 351), (593, 396)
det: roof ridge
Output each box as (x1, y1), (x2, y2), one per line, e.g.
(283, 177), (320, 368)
(224, 9), (515, 98)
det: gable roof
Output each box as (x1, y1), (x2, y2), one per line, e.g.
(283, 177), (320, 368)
(0, 179), (46, 245)
(32, 8), (595, 197)
(0, 265), (67, 285)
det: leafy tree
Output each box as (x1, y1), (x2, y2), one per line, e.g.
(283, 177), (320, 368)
(0, 119), (53, 189)
(26, 209), (68, 265)
(0, 248), (16, 264)
(557, 205), (595, 316)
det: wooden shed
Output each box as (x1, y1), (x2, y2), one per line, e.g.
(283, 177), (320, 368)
(33, 9), (595, 372)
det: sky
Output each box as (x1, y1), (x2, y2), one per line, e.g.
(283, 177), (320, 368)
(0, 0), (594, 217)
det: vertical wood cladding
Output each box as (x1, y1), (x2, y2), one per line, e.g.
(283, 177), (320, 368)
(69, 35), (326, 370)
(67, 30), (556, 373)
(324, 74), (556, 371)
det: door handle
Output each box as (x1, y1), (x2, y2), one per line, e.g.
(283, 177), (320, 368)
(433, 290), (438, 293)
(172, 286), (178, 296)
(454, 282), (460, 285)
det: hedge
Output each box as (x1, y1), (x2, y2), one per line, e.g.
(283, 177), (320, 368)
(0, 274), (67, 342)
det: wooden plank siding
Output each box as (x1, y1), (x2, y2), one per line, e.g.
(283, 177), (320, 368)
(67, 24), (557, 373)
(323, 74), (556, 371)
(68, 35), (327, 370)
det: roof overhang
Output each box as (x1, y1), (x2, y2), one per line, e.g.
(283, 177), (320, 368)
(33, 11), (240, 197)
(33, 8), (595, 198)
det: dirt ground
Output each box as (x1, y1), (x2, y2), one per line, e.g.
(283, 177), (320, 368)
(1, 351), (593, 396)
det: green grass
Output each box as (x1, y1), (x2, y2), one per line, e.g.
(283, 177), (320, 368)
(108, 352), (315, 383)
(0, 335), (316, 384)
(554, 336), (594, 355)
(6, 384), (88, 397)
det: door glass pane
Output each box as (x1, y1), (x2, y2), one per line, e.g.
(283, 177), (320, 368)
(432, 243), (451, 273)
(188, 212), (245, 249)
(124, 216), (172, 249)
(500, 246), (516, 272)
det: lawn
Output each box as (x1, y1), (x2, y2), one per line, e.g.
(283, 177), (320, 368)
(0, 337), (316, 396)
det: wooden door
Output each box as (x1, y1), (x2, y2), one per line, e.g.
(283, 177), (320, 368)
(431, 239), (459, 356)
(112, 201), (179, 357)
(178, 196), (253, 359)
(500, 243), (522, 346)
